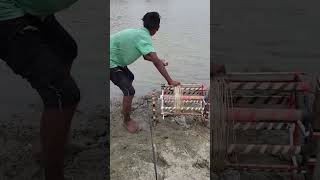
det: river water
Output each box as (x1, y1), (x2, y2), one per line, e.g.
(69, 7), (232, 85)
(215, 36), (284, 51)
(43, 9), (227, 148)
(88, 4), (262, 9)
(110, 0), (210, 97)
(214, 0), (320, 73)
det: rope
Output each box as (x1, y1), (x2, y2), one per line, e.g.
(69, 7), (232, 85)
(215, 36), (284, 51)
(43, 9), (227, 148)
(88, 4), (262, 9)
(150, 91), (158, 180)
(212, 77), (235, 174)
(174, 85), (182, 113)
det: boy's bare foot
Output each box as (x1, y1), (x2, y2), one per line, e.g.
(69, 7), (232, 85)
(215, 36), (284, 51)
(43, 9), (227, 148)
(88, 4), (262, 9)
(124, 119), (140, 133)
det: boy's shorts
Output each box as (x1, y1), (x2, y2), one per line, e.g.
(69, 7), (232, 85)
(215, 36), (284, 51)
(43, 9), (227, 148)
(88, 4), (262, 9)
(0, 14), (80, 108)
(110, 66), (135, 96)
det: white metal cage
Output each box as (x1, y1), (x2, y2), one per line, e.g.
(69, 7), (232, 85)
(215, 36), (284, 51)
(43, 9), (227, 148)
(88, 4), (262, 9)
(159, 83), (209, 119)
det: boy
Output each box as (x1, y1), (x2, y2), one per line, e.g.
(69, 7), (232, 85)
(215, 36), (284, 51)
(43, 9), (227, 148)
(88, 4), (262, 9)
(0, 1), (78, 179)
(110, 12), (180, 133)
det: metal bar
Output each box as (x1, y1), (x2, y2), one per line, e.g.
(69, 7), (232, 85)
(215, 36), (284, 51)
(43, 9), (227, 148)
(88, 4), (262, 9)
(232, 95), (291, 107)
(233, 122), (289, 130)
(307, 158), (317, 166)
(233, 95), (290, 98)
(163, 83), (206, 86)
(162, 86), (208, 90)
(229, 82), (310, 92)
(231, 109), (308, 136)
(227, 144), (301, 155)
(165, 90), (207, 95)
(312, 132), (320, 139)
(162, 112), (203, 116)
(233, 103), (290, 109)
(163, 99), (203, 103)
(230, 108), (303, 123)
(227, 74), (301, 83)
(227, 163), (300, 172)
(228, 72), (305, 75)
(162, 107), (205, 111)
(162, 95), (204, 100)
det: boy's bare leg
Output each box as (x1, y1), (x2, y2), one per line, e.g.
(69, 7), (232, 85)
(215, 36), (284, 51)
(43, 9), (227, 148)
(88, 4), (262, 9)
(122, 96), (139, 133)
(41, 105), (77, 180)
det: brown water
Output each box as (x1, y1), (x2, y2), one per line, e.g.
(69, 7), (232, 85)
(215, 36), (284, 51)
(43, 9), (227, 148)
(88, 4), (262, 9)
(110, 0), (210, 97)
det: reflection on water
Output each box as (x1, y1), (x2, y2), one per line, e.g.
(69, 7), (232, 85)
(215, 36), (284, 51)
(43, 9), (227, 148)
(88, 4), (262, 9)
(110, 0), (210, 97)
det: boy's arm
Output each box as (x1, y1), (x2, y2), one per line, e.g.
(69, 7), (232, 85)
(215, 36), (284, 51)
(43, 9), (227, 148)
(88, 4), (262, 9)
(143, 55), (168, 65)
(143, 52), (180, 86)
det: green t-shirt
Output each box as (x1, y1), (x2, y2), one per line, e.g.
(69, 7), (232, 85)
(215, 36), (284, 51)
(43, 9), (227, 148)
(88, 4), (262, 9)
(15, 0), (78, 16)
(0, 0), (77, 20)
(0, 0), (25, 21)
(110, 27), (156, 68)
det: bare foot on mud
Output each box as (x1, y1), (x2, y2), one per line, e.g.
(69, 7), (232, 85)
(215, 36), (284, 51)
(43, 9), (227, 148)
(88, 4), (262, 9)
(124, 119), (140, 133)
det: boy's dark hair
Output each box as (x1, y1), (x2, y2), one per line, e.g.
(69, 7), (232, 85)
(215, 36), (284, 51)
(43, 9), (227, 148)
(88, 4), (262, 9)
(142, 12), (160, 31)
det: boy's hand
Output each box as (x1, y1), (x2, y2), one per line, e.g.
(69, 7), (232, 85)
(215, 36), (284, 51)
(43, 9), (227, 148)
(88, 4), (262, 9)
(168, 80), (180, 86)
(161, 59), (168, 66)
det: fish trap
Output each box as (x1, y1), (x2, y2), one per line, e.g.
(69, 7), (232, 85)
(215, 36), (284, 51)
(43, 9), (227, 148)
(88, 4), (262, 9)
(158, 83), (209, 120)
(211, 71), (320, 180)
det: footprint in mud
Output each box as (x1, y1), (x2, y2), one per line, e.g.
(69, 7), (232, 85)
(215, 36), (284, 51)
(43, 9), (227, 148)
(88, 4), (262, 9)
(135, 149), (169, 168)
(192, 159), (209, 170)
(157, 153), (170, 168)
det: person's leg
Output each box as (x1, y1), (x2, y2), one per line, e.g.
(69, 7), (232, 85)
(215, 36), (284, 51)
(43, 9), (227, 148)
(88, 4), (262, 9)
(33, 14), (80, 160)
(38, 77), (80, 180)
(122, 95), (140, 132)
(35, 19), (80, 180)
(110, 67), (139, 133)
(121, 67), (140, 132)
(3, 15), (80, 180)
